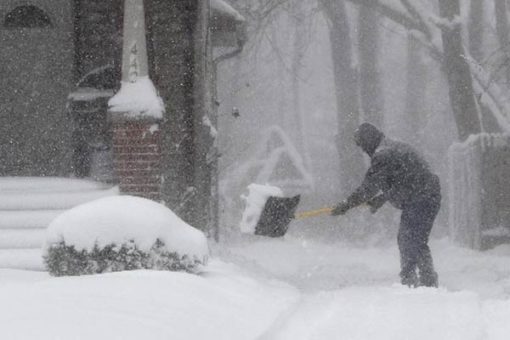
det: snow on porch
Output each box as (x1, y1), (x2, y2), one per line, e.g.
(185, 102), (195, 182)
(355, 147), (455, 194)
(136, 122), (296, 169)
(0, 177), (119, 270)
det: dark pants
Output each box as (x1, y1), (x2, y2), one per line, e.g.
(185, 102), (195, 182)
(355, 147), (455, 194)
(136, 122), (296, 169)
(398, 185), (441, 287)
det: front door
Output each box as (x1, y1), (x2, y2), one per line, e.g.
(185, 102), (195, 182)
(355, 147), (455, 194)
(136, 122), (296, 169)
(0, 2), (74, 176)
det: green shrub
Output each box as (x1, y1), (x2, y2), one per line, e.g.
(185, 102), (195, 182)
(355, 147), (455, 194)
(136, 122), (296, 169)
(44, 239), (204, 276)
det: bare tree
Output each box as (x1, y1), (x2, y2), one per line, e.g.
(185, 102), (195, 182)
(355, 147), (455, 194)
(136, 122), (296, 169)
(438, 0), (481, 140)
(358, 5), (384, 127)
(345, 0), (483, 140)
(320, 0), (364, 193)
(468, 0), (484, 62)
(403, 33), (427, 142)
(467, 0), (502, 133)
(290, 1), (308, 155)
(495, 0), (510, 87)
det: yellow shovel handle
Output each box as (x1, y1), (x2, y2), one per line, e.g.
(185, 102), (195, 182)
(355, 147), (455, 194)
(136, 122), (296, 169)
(295, 207), (333, 219)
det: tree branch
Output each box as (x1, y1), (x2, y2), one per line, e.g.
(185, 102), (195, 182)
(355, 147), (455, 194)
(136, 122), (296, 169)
(399, 0), (433, 40)
(345, 0), (421, 32)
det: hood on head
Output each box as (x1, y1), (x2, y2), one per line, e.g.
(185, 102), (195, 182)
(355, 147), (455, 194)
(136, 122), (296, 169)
(354, 123), (384, 156)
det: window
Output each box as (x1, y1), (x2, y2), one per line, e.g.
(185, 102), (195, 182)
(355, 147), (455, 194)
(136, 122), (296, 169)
(4, 5), (52, 28)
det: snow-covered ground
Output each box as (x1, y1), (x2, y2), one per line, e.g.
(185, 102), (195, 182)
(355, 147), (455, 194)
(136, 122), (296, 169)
(1, 234), (510, 339)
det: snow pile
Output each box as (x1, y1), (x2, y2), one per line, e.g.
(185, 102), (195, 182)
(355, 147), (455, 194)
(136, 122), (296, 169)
(108, 76), (164, 119)
(266, 286), (489, 340)
(44, 195), (208, 274)
(0, 261), (297, 340)
(239, 183), (283, 234)
(3, 237), (510, 339)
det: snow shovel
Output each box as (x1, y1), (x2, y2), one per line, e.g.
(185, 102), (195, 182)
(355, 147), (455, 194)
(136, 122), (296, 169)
(254, 195), (334, 237)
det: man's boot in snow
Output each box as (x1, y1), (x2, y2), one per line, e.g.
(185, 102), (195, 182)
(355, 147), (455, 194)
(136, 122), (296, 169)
(400, 270), (418, 288)
(418, 271), (438, 288)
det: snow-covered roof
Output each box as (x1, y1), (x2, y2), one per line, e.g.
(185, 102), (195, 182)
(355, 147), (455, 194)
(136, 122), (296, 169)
(211, 0), (245, 22)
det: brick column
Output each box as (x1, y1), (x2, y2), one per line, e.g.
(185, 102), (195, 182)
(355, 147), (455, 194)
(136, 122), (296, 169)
(111, 117), (162, 201)
(108, 0), (164, 201)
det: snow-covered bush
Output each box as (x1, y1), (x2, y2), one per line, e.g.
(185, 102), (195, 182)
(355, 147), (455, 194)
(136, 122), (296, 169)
(43, 196), (209, 276)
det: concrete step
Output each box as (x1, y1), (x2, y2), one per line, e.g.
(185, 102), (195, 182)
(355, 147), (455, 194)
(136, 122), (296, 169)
(0, 229), (46, 249)
(0, 177), (119, 270)
(0, 187), (119, 210)
(0, 210), (64, 229)
(0, 249), (44, 271)
(0, 177), (114, 192)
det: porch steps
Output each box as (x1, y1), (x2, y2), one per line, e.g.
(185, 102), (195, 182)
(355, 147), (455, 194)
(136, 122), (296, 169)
(0, 177), (118, 271)
(0, 249), (44, 271)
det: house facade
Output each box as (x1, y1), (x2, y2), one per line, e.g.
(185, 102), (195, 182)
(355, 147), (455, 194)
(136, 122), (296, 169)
(0, 0), (245, 231)
(0, 0), (76, 176)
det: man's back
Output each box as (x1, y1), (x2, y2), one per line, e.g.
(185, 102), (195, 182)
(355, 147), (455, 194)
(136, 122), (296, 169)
(332, 122), (441, 287)
(371, 139), (439, 209)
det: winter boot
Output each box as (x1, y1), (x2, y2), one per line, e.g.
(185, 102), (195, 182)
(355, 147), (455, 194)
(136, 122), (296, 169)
(400, 271), (419, 288)
(418, 271), (438, 288)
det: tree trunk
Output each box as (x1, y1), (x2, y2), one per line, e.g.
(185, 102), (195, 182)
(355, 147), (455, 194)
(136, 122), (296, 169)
(290, 1), (308, 162)
(403, 34), (427, 143)
(468, 0), (484, 62)
(467, 0), (501, 133)
(321, 0), (364, 193)
(358, 5), (383, 127)
(275, 24), (289, 130)
(495, 0), (510, 87)
(438, 0), (481, 141)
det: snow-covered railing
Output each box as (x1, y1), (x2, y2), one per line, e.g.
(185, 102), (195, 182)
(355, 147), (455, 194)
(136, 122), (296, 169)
(448, 134), (510, 250)
(448, 135), (483, 249)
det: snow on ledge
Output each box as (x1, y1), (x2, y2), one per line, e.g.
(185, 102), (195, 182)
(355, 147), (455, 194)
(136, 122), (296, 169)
(211, 0), (245, 22)
(451, 133), (510, 153)
(108, 76), (164, 120)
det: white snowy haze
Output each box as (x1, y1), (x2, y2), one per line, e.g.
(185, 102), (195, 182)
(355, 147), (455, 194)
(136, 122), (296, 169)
(216, 0), (459, 240)
(4, 0), (510, 339)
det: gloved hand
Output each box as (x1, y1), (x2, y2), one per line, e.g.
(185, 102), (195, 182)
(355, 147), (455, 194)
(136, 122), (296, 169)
(367, 195), (386, 214)
(331, 201), (350, 216)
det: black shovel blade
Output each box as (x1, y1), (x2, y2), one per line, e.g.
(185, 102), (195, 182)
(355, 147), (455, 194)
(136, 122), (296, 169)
(254, 195), (301, 237)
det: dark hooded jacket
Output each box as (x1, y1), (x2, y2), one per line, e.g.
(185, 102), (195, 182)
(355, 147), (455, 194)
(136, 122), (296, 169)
(346, 123), (440, 210)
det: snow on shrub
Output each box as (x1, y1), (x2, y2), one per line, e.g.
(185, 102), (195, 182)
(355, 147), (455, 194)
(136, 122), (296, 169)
(43, 195), (209, 276)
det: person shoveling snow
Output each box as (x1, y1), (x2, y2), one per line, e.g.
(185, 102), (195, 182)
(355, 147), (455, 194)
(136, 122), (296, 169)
(239, 123), (441, 288)
(331, 123), (441, 288)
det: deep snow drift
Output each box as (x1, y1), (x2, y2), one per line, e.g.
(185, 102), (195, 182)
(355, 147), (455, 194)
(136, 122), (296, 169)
(2, 234), (510, 339)
(1, 179), (509, 340)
